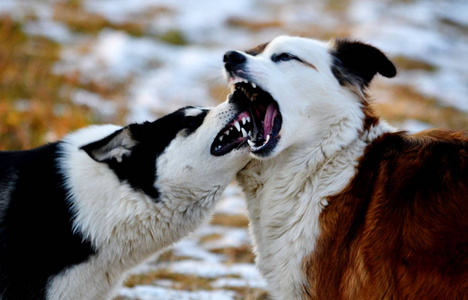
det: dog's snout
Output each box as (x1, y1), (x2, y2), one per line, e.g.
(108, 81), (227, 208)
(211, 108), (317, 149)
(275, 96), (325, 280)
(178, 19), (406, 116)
(224, 51), (246, 71)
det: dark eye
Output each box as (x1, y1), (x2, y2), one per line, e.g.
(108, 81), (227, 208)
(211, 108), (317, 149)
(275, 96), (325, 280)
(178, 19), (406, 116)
(180, 110), (209, 136)
(183, 116), (203, 129)
(272, 53), (297, 62)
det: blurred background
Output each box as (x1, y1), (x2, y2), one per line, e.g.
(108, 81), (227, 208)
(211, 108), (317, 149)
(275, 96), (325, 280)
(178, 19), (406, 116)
(1, 0), (467, 299)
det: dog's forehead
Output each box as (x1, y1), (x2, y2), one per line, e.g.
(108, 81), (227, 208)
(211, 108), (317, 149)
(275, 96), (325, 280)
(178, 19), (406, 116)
(246, 36), (331, 60)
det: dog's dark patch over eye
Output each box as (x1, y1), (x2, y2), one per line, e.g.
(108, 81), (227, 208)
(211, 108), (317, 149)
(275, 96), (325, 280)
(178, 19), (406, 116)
(80, 106), (210, 201)
(272, 53), (298, 62)
(181, 109), (209, 136)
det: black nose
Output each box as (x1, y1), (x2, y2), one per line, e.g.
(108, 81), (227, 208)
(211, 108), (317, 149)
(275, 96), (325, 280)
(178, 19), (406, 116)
(224, 51), (246, 71)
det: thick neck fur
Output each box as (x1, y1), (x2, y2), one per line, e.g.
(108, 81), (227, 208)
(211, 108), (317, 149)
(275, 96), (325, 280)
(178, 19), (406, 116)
(46, 127), (227, 300)
(237, 107), (394, 300)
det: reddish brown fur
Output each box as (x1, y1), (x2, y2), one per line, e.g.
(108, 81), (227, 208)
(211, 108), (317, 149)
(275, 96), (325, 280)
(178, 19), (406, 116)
(245, 42), (270, 56)
(303, 129), (468, 299)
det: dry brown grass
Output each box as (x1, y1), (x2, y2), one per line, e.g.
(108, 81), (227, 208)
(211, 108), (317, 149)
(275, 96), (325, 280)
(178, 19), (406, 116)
(122, 269), (267, 300)
(373, 85), (468, 130)
(53, 1), (145, 37)
(227, 17), (283, 32)
(124, 270), (214, 290)
(0, 15), (93, 150)
(210, 213), (250, 228)
(210, 245), (256, 264)
(392, 56), (437, 72)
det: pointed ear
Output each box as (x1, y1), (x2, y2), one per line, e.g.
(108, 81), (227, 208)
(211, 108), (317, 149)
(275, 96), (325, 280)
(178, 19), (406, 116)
(332, 39), (396, 89)
(81, 128), (137, 163)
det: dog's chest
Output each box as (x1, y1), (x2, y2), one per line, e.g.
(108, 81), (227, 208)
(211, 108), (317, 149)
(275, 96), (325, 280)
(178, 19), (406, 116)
(238, 146), (366, 299)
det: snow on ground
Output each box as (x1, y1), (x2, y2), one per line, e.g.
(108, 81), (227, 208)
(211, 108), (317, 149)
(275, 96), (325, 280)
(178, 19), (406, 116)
(9, 0), (468, 124)
(118, 184), (266, 299)
(3, 0), (468, 298)
(119, 286), (236, 300)
(349, 0), (468, 112)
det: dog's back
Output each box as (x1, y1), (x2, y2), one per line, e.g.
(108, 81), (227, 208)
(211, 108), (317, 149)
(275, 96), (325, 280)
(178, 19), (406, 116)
(0, 144), (95, 299)
(305, 129), (468, 299)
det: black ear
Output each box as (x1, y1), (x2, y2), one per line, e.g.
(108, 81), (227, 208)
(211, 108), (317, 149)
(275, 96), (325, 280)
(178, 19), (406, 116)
(332, 39), (396, 88)
(81, 127), (137, 163)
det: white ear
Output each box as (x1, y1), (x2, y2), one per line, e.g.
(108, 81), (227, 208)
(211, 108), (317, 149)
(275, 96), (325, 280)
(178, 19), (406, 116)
(80, 128), (137, 163)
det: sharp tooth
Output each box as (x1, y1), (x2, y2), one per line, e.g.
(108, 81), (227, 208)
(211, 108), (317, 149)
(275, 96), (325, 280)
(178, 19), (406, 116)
(251, 82), (256, 88)
(265, 134), (271, 143)
(216, 145), (221, 151)
(248, 131), (252, 137)
(219, 135), (223, 141)
(246, 116), (251, 123)
(247, 140), (255, 148)
(242, 117), (246, 125)
(241, 128), (247, 137)
(234, 121), (241, 132)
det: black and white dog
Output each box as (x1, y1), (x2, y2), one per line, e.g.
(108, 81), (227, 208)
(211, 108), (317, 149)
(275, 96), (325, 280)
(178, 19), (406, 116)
(0, 100), (254, 299)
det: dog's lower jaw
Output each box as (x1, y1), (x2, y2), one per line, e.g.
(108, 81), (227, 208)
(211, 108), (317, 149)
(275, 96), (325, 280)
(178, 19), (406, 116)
(237, 121), (394, 300)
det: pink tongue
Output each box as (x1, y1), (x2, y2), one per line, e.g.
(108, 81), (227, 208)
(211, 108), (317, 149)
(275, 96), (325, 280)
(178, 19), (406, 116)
(263, 103), (277, 139)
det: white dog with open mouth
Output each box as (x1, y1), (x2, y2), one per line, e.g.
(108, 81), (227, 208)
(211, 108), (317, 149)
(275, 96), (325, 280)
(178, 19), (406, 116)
(0, 101), (254, 300)
(222, 36), (468, 299)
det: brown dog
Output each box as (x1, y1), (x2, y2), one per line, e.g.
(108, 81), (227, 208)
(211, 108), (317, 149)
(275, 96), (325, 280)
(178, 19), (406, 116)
(222, 35), (468, 299)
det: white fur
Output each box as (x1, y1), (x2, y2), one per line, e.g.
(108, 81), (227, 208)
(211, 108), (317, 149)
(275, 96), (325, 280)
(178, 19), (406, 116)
(232, 36), (395, 299)
(46, 101), (251, 299)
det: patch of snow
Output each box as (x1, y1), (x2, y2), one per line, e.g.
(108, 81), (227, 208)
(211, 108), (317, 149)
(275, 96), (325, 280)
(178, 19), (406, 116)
(172, 237), (224, 263)
(24, 19), (72, 42)
(119, 285), (236, 300)
(84, 0), (254, 43)
(55, 30), (164, 82)
(350, 0), (468, 112)
(437, 0), (468, 27)
(214, 184), (247, 215)
(199, 226), (250, 250)
(71, 89), (118, 118)
(212, 277), (267, 290)
(157, 260), (264, 282)
(394, 70), (468, 112)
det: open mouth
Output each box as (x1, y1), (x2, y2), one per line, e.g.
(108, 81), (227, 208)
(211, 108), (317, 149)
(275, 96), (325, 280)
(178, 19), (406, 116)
(211, 111), (253, 156)
(211, 77), (282, 157)
(229, 78), (282, 157)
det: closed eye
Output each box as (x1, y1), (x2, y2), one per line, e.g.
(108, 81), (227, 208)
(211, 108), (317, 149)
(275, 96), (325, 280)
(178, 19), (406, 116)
(272, 53), (298, 63)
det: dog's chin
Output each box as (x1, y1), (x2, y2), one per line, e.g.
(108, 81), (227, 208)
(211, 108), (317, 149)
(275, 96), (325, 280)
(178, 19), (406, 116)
(226, 79), (283, 158)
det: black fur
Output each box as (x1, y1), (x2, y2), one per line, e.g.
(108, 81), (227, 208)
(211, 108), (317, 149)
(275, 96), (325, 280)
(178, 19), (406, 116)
(82, 106), (209, 200)
(331, 39), (397, 90)
(0, 144), (95, 299)
(0, 106), (209, 299)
